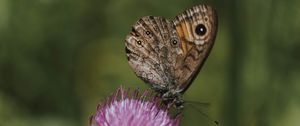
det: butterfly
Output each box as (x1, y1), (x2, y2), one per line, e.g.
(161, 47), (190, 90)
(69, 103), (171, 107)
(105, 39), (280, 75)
(125, 4), (218, 110)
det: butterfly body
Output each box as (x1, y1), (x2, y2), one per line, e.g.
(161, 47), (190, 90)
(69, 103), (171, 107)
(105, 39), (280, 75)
(125, 5), (218, 109)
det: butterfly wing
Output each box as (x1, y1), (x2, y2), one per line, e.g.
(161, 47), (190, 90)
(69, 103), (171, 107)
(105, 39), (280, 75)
(172, 5), (218, 93)
(125, 16), (180, 90)
(125, 5), (218, 94)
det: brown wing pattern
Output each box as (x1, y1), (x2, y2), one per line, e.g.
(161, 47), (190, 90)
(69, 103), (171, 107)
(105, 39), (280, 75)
(125, 16), (180, 89)
(125, 4), (217, 94)
(173, 5), (218, 93)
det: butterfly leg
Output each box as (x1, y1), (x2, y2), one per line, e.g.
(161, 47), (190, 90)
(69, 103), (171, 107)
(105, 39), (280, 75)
(161, 90), (184, 109)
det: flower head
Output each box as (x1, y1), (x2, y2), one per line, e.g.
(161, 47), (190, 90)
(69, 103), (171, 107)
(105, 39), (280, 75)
(90, 86), (181, 126)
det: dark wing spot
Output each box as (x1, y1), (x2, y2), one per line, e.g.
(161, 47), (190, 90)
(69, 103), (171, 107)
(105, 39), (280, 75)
(195, 24), (207, 36)
(172, 39), (178, 45)
(145, 31), (151, 35)
(137, 40), (142, 45)
(204, 16), (208, 22)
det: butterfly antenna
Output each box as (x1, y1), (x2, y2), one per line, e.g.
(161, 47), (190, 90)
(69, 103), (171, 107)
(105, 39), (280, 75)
(186, 103), (219, 126)
(185, 100), (211, 107)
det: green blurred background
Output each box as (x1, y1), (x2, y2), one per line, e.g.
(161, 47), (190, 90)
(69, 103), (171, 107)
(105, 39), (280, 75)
(1, 0), (300, 126)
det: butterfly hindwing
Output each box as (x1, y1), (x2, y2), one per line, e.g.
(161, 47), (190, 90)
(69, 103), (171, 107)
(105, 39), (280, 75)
(125, 16), (179, 89)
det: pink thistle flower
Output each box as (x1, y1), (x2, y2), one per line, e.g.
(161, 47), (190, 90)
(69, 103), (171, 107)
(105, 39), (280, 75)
(90, 86), (181, 126)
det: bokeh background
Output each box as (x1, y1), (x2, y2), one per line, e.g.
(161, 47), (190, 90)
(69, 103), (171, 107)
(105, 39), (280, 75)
(1, 0), (300, 126)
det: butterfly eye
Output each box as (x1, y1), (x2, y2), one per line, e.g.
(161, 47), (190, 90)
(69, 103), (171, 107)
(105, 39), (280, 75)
(195, 24), (207, 36)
